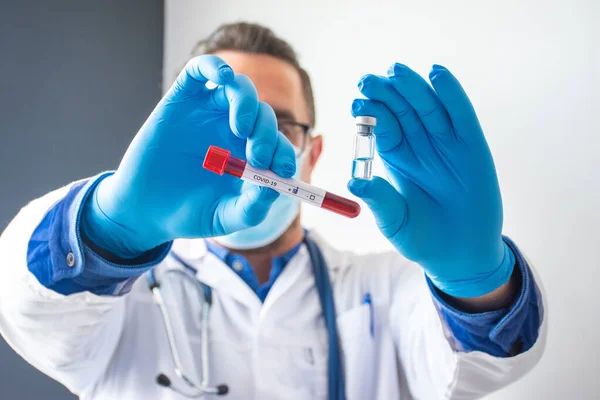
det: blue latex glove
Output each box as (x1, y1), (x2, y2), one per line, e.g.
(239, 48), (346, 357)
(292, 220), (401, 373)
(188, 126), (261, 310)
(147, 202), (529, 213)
(348, 64), (514, 298)
(81, 55), (296, 258)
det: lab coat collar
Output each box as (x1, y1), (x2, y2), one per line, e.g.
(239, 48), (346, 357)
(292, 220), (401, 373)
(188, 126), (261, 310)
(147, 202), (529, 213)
(169, 238), (263, 313)
(170, 237), (209, 261)
(168, 231), (344, 314)
(305, 230), (344, 278)
(259, 245), (309, 321)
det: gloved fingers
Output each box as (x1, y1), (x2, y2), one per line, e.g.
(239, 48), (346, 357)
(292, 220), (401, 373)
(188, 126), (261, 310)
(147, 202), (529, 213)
(347, 177), (408, 242)
(215, 186), (280, 233)
(269, 131), (297, 178)
(245, 102), (296, 176)
(211, 74), (260, 139)
(351, 98), (415, 164)
(387, 63), (455, 143)
(245, 102), (278, 169)
(174, 55), (234, 94)
(357, 74), (433, 153)
(428, 65), (482, 142)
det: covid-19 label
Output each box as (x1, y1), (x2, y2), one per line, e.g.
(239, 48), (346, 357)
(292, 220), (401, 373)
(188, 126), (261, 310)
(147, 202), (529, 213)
(243, 164), (326, 207)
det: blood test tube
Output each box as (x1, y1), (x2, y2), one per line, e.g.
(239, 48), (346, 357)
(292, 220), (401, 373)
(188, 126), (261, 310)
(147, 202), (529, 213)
(203, 145), (361, 218)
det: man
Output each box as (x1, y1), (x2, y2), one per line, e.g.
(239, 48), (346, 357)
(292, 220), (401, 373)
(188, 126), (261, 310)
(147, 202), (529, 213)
(0, 22), (545, 399)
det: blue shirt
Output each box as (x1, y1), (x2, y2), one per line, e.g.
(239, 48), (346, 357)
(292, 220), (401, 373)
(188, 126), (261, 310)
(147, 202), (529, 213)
(204, 239), (302, 302)
(27, 173), (542, 357)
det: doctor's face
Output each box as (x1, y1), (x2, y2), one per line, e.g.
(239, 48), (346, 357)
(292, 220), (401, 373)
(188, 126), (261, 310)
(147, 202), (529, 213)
(213, 50), (323, 183)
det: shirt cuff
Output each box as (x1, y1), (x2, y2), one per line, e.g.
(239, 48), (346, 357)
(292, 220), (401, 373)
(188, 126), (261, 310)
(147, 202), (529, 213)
(27, 173), (172, 296)
(427, 236), (543, 357)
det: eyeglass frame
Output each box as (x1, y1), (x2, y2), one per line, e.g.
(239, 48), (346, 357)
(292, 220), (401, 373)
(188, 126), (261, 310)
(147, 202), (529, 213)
(277, 119), (312, 159)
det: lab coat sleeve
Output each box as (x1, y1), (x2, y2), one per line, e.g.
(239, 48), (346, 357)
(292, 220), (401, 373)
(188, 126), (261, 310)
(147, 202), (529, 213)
(0, 178), (161, 395)
(388, 241), (547, 399)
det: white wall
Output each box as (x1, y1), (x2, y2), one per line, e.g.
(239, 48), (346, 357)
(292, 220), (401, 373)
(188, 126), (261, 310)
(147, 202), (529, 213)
(164, 0), (600, 398)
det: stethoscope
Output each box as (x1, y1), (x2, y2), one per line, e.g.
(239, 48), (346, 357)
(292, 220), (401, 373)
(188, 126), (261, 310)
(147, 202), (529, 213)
(147, 235), (346, 399)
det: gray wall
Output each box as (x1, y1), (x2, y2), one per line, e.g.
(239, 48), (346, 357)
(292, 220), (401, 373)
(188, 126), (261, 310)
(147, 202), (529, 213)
(0, 1), (164, 398)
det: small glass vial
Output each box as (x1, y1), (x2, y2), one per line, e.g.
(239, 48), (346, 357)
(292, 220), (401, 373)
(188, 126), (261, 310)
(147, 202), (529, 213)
(352, 116), (376, 180)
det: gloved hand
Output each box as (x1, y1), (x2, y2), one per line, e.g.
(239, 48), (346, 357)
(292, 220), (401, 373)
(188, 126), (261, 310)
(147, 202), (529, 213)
(81, 55), (296, 258)
(348, 64), (514, 298)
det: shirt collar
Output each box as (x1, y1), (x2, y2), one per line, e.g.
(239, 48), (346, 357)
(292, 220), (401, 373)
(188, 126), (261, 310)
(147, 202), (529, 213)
(205, 238), (303, 268)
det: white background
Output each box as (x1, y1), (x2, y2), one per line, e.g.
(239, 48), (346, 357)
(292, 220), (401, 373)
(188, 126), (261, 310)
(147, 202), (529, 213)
(164, 0), (599, 398)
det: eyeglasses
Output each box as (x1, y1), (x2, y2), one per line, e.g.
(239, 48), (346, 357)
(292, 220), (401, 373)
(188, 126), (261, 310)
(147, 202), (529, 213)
(277, 120), (312, 158)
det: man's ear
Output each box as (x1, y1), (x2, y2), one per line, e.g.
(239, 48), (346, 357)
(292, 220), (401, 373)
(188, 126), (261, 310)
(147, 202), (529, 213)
(308, 134), (323, 169)
(301, 134), (323, 183)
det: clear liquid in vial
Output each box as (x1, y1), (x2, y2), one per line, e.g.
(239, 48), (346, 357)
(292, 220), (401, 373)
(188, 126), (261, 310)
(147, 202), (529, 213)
(352, 157), (373, 180)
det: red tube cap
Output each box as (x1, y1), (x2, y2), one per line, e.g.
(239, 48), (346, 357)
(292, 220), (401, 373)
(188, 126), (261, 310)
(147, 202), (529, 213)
(203, 146), (231, 175)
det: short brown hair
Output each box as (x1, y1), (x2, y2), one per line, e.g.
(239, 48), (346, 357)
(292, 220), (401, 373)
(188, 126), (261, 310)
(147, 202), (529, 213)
(190, 22), (316, 127)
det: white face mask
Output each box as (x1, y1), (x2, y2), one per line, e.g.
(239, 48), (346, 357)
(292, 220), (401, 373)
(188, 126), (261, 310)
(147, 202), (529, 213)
(214, 154), (304, 250)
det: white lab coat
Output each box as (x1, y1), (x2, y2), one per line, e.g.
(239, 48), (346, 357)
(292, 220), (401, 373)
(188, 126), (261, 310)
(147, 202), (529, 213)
(0, 183), (547, 400)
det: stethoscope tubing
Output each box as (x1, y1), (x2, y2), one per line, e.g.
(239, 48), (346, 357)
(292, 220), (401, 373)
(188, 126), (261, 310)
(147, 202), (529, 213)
(150, 265), (222, 397)
(149, 236), (345, 399)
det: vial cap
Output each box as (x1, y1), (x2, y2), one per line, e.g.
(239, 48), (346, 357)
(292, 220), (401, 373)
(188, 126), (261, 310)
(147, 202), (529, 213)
(203, 145), (231, 175)
(355, 116), (377, 127)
